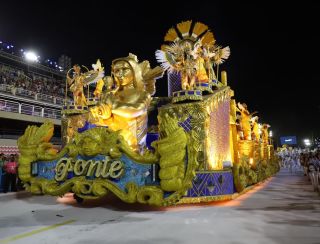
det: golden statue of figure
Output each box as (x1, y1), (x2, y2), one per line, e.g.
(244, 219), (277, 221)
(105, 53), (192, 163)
(67, 65), (87, 106)
(89, 53), (163, 150)
(251, 116), (260, 142)
(237, 102), (252, 140)
(67, 60), (105, 105)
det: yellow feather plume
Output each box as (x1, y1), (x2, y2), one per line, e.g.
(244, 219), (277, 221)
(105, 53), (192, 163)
(164, 28), (179, 42)
(201, 31), (216, 45)
(177, 20), (192, 36)
(192, 22), (208, 37)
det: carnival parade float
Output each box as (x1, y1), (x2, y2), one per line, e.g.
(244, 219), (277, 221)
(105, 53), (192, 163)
(17, 21), (279, 206)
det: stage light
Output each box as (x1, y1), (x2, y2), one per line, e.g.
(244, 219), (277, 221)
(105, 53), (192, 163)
(269, 130), (273, 137)
(304, 139), (311, 147)
(24, 51), (39, 62)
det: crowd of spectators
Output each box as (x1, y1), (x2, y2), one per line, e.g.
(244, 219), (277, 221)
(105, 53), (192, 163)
(0, 153), (22, 193)
(0, 63), (65, 99)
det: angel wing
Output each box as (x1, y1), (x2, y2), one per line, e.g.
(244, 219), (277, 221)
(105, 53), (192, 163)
(202, 47), (215, 59)
(155, 42), (183, 73)
(83, 69), (105, 85)
(214, 46), (231, 65)
(155, 50), (178, 73)
(92, 59), (104, 71)
(140, 60), (164, 96)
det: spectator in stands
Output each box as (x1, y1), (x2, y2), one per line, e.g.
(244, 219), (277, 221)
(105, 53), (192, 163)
(0, 63), (66, 103)
(313, 151), (320, 170)
(0, 153), (4, 169)
(15, 154), (24, 191)
(0, 153), (5, 193)
(3, 154), (18, 193)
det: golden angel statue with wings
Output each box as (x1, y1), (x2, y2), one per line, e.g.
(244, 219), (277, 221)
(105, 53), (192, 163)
(89, 53), (163, 150)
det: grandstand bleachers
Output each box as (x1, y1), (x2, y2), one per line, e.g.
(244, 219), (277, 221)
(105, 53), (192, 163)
(0, 44), (67, 156)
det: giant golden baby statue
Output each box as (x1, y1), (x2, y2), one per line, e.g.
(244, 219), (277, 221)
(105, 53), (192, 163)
(89, 53), (163, 150)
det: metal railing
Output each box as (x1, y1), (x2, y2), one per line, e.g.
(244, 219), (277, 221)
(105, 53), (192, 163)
(0, 98), (61, 119)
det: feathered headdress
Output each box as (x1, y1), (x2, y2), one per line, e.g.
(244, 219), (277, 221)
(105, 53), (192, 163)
(156, 20), (216, 73)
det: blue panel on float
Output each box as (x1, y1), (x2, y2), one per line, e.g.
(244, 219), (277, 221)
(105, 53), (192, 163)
(187, 171), (234, 197)
(35, 154), (153, 191)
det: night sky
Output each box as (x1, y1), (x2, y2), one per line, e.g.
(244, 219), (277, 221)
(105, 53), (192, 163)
(1, 1), (319, 145)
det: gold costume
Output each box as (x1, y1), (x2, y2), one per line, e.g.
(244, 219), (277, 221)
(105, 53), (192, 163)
(251, 116), (260, 142)
(195, 56), (210, 83)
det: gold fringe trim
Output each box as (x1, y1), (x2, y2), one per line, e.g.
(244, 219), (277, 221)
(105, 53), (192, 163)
(178, 194), (233, 204)
(172, 94), (203, 103)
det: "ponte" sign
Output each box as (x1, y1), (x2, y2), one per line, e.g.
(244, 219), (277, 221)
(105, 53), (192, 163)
(54, 156), (125, 181)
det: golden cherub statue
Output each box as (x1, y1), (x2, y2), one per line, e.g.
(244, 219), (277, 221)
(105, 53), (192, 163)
(261, 123), (270, 144)
(237, 102), (254, 140)
(67, 64), (87, 106)
(251, 116), (260, 142)
(67, 61), (105, 106)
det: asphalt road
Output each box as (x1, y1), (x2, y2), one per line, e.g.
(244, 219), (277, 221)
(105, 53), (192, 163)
(0, 168), (319, 244)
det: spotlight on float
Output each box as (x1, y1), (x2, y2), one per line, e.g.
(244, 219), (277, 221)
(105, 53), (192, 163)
(269, 130), (273, 138)
(24, 51), (39, 62)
